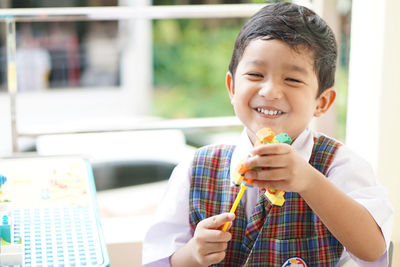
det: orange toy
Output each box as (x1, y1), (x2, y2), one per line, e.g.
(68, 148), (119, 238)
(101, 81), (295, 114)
(254, 128), (291, 206)
(222, 128), (292, 231)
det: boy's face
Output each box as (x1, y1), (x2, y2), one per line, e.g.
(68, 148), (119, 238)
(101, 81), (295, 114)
(226, 39), (335, 144)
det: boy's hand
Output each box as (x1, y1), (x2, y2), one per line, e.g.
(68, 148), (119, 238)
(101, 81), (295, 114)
(189, 213), (234, 266)
(244, 143), (317, 193)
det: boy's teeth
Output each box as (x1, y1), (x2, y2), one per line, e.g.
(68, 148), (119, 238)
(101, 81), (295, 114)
(257, 108), (283, 116)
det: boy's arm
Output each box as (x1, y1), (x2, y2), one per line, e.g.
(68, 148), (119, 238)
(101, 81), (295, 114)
(143, 154), (235, 267)
(245, 143), (387, 262)
(142, 159), (194, 266)
(300, 167), (386, 262)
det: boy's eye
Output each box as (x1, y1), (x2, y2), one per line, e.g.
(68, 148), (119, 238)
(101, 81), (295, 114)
(247, 73), (263, 78)
(285, 78), (302, 83)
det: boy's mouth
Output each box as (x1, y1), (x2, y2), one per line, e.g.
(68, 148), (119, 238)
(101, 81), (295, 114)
(255, 107), (285, 117)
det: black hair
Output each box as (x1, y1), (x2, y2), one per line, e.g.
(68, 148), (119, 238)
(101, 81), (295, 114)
(228, 2), (337, 96)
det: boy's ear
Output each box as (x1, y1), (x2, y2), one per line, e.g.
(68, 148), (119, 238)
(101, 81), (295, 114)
(226, 71), (234, 100)
(314, 87), (336, 117)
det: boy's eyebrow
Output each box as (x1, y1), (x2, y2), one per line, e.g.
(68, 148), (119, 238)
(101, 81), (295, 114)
(244, 59), (267, 68)
(244, 60), (310, 75)
(282, 63), (309, 75)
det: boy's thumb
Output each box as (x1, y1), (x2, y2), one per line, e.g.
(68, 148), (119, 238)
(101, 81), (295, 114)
(226, 212), (235, 221)
(204, 213), (235, 228)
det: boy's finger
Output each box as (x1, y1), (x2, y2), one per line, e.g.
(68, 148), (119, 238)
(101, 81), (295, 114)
(252, 181), (282, 192)
(251, 143), (291, 156)
(201, 213), (235, 229)
(245, 167), (286, 181)
(203, 241), (228, 253)
(244, 154), (288, 168)
(204, 251), (226, 265)
(199, 229), (232, 243)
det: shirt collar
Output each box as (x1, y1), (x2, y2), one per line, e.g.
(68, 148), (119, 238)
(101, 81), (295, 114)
(230, 127), (315, 184)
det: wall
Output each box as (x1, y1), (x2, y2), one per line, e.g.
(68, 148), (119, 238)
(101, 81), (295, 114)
(378, 0), (400, 264)
(347, 0), (400, 265)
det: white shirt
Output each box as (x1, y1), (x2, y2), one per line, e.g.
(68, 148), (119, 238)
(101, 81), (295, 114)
(142, 128), (393, 266)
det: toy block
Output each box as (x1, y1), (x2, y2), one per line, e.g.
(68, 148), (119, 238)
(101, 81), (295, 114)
(237, 162), (251, 175)
(256, 128), (275, 143)
(256, 128), (292, 207)
(254, 140), (263, 147)
(274, 133), (292, 144)
(232, 128), (291, 211)
(265, 189), (285, 206)
(242, 178), (254, 187)
(233, 171), (244, 186)
(271, 137), (279, 143)
(276, 190), (285, 197)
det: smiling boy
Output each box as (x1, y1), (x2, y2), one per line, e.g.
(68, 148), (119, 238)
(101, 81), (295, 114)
(143, 2), (393, 266)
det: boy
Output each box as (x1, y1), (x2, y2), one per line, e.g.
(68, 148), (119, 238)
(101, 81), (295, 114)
(143, 2), (393, 266)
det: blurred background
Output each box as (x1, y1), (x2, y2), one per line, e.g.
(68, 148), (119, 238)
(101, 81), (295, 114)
(0, 0), (351, 145)
(0, 0), (399, 266)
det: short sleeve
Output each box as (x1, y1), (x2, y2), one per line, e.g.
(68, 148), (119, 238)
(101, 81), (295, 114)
(326, 145), (394, 266)
(142, 157), (194, 266)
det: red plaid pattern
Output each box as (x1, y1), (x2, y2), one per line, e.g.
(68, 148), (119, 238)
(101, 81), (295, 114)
(189, 136), (343, 266)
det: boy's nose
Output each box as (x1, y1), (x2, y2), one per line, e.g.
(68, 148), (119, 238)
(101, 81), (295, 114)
(258, 81), (283, 99)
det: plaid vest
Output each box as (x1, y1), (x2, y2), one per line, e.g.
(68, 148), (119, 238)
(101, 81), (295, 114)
(189, 136), (344, 267)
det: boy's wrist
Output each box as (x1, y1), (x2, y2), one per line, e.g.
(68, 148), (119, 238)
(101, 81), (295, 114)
(298, 165), (326, 198)
(171, 238), (205, 267)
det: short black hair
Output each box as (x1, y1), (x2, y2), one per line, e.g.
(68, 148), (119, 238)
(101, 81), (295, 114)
(228, 2), (337, 96)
